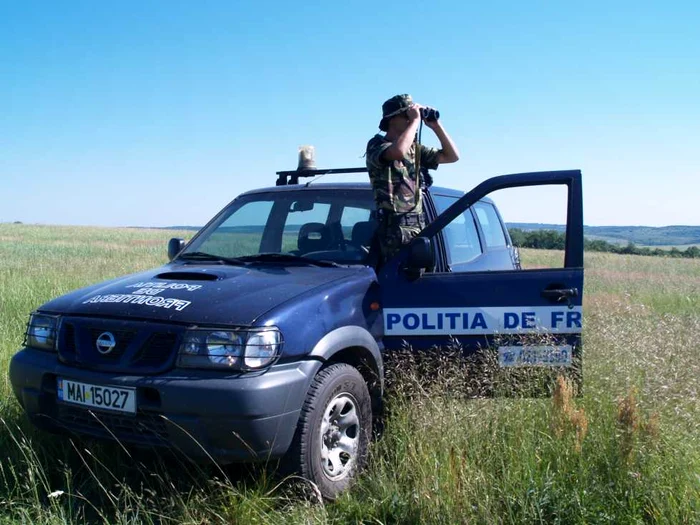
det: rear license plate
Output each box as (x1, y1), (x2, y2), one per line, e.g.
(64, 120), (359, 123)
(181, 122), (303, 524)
(498, 345), (572, 367)
(57, 378), (136, 414)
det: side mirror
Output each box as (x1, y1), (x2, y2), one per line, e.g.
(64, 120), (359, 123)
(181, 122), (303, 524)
(168, 238), (185, 261)
(406, 237), (434, 271)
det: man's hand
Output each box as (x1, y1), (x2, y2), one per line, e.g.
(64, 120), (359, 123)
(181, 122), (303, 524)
(406, 104), (423, 122)
(423, 115), (441, 131)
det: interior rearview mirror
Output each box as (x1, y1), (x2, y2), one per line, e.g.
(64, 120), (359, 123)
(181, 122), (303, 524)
(290, 200), (314, 213)
(168, 238), (186, 261)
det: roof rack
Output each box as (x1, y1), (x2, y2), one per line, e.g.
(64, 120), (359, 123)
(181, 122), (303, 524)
(275, 167), (368, 186)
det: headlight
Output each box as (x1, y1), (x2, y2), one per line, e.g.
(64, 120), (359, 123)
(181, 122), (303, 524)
(24, 314), (59, 351)
(244, 330), (282, 369)
(177, 328), (282, 371)
(207, 331), (243, 367)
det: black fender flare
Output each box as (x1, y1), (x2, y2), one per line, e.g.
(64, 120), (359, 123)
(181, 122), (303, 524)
(308, 326), (384, 396)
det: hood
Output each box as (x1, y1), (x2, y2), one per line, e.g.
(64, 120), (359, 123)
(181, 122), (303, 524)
(38, 263), (365, 326)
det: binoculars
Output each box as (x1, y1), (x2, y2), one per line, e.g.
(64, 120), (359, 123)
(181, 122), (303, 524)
(421, 107), (440, 122)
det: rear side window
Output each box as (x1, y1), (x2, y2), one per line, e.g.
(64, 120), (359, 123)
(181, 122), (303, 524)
(340, 206), (370, 226)
(433, 195), (482, 264)
(340, 206), (371, 238)
(474, 202), (507, 248)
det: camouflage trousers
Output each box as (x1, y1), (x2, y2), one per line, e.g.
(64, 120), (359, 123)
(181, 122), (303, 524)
(377, 211), (427, 260)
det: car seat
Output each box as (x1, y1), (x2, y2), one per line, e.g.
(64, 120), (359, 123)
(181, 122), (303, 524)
(350, 221), (376, 252)
(297, 222), (331, 254)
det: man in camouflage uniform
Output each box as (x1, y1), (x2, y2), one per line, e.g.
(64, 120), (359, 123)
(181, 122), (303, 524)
(366, 94), (460, 261)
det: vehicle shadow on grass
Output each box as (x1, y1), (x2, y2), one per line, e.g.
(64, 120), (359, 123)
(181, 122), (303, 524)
(0, 408), (293, 523)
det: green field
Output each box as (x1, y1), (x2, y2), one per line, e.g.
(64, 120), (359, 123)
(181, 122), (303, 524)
(1, 223), (700, 524)
(508, 223), (700, 247)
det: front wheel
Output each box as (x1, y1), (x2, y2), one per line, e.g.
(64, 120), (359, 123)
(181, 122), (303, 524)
(285, 363), (372, 499)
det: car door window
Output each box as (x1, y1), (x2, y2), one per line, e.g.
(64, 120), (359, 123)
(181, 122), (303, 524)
(474, 202), (507, 248)
(433, 194), (482, 266)
(482, 185), (568, 269)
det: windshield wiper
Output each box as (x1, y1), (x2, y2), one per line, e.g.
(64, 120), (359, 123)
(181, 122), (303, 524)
(176, 252), (247, 266)
(237, 253), (341, 268)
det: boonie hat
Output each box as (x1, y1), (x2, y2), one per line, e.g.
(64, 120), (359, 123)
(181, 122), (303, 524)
(379, 94), (413, 131)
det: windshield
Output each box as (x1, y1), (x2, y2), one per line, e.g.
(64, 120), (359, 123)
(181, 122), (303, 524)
(181, 189), (376, 265)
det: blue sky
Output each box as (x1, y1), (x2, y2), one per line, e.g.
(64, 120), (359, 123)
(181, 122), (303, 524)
(1, 0), (698, 227)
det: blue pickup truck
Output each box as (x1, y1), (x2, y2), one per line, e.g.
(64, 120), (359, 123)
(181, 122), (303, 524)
(9, 166), (584, 498)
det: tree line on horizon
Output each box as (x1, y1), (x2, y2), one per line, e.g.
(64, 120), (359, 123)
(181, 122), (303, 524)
(508, 228), (700, 259)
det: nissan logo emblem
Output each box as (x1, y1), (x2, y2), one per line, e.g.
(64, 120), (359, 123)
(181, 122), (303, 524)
(96, 332), (116, 354)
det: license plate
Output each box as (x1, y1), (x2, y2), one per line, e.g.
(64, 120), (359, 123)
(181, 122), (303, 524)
(57, 378), (136, 414)
(498, 345), (572, 367)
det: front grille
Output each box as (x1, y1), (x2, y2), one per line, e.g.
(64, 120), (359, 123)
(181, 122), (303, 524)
(132, 333), (178, 367)
(58, 317), (182, 372)
(64, 323), (77, 353)
(89, 329), (136, 359)
(58, 323), (78, 363)
(57, 405), (169, 446)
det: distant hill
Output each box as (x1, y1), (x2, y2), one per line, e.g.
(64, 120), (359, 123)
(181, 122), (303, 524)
(162, 226), (201, 231)
(507, 223), (700, 247)
(156, 223), (700, 248)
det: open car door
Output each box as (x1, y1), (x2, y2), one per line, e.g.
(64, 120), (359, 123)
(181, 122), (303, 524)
(378, 170), (584, 395)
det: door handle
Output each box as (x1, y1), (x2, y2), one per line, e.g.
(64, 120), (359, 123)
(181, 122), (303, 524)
(541, 288), (579, 308)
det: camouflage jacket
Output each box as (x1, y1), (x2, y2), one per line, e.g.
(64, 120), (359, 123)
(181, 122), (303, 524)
(365, 134), (440, 216)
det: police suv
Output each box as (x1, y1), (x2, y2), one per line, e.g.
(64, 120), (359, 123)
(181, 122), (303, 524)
(9, 165), (584, 498)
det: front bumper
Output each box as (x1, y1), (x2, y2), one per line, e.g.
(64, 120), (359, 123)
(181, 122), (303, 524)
(9, 347), (321, 463)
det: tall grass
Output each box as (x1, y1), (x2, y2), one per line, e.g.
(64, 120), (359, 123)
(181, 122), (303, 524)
(1, 224), (699, 523)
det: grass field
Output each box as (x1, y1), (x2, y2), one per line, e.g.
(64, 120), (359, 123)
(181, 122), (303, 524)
(1, 223), (699, 524)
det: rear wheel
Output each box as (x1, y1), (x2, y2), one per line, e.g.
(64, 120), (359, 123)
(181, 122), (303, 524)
(285, 363), (372, 499)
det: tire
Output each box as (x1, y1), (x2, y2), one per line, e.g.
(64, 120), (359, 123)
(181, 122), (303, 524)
(284, 363), (372, 499)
